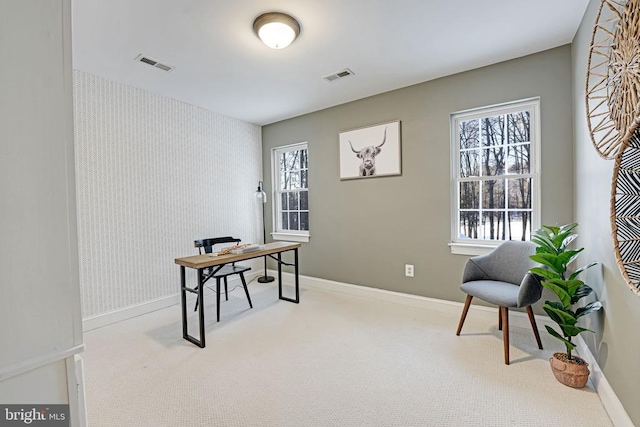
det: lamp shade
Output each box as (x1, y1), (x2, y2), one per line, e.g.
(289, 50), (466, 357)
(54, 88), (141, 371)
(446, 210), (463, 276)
(256, 181), (267, 203)
(253, 12), (300, 49)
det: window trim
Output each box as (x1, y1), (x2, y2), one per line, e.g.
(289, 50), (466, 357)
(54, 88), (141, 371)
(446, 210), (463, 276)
(271, 142), (310, 243)
(449, 97), (541, 255)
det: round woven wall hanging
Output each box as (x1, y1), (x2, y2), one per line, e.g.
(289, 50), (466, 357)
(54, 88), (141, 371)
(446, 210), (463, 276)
(586, 0), (640, 160)
(611, 131), (640, 296)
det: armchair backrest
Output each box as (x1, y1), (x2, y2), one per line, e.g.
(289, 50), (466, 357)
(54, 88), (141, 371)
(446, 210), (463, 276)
(466, 241), (538, 286)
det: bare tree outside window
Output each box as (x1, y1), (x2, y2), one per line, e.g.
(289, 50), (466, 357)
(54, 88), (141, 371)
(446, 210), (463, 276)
(454, 100), (538, 244)
(275, 145), (309, 233)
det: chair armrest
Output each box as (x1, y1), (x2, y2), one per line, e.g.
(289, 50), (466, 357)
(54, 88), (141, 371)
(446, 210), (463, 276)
(462, 255), (491, 282)
(516, 273), (543, 307)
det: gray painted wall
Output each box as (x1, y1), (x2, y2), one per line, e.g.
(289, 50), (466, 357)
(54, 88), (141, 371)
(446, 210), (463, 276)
(263, 45), (574, 310)
(573, 1), (640, 424)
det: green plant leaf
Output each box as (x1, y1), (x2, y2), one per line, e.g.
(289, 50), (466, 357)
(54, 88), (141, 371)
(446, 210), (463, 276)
(532, 228), (554, 241)
(532, 236), (557, 254)
(531, 228), (551, 239)
(558, 223), (578, 234)
(566, 280), (586, 295)
(543, 225), (561, 235)
(560, 233), (578, 249)
(553, 230), (574, 249)
(542, 280), (571, 308)
(529, 267), (561, 280)
(562, 325), (593, 337)
(545, 301), (565, 311)
(576, 301), (603, 318)
(560, 324), (592, 337)
(571, 284), (593, 304)
(559, 247), (583, 263)
(543, 305), (577, 325)
(543, 305), (566, 325)
(569, 262), (598, 280)
(545, 278), (571, 290)
(545, 325), (576, 350)
(530, 254), (563, 275)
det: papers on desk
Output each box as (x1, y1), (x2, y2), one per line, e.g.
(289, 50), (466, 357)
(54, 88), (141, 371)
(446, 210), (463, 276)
(230, 244), (260, 254)
(206, 243), (261, 256)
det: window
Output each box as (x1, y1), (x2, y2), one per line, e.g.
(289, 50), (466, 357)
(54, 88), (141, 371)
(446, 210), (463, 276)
(450, 98), (540, 255)
(271, 142), (309, 243)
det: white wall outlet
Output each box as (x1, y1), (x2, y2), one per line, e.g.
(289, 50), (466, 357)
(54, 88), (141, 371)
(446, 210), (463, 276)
(405, 264), (414, 277)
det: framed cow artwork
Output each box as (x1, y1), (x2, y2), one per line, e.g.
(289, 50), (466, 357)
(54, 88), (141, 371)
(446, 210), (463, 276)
(339, 120), (401, 180)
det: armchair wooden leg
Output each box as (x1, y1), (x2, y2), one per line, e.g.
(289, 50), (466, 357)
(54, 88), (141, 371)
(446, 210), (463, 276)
(498, 308), (502, 331)
(526, 306), (543, 349)
(501, 306), (509, 365)
(456, 295), (473, 335)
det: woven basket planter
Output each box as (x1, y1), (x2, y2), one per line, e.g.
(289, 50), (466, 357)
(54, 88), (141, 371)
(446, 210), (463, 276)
(549, 353), (590, 388)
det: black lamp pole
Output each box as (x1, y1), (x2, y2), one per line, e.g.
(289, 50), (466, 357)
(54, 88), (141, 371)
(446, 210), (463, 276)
(257, 181), (274, 283)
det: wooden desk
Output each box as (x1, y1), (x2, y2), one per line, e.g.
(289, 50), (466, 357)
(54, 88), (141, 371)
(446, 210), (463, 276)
(175, 241), (301, 348)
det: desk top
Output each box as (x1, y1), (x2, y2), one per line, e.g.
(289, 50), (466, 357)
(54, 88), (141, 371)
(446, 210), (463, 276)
(175, 241), (301, 269)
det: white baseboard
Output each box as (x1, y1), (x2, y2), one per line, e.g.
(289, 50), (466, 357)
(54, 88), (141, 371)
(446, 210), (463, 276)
(268, 269), (555, 330)
(82, 271), (262, 331)
(575, 336), (634, 427)
(270, 269), (632, 427)
(82, 294), (180, 332)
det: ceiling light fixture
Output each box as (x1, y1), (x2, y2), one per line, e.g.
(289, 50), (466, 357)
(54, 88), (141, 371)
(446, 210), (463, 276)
(253, 12), (300, 49)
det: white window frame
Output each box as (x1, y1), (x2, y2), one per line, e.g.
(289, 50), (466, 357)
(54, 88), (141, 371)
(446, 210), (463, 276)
(449, 97), (541, 256)
(271, 142), (310, 243)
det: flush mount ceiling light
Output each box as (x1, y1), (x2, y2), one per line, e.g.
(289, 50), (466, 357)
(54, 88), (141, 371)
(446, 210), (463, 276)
(253, 12), (300, 49)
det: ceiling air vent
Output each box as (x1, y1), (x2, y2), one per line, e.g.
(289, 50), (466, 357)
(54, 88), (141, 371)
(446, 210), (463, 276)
(323, 68), (354, 82)
(135, 54), (175, 72)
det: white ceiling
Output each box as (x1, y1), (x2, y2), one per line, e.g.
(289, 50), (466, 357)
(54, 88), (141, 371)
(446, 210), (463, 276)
(72, 0), (589, 126)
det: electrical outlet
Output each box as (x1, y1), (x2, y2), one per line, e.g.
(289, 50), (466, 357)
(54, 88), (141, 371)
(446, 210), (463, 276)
(405, 264), (414, 277)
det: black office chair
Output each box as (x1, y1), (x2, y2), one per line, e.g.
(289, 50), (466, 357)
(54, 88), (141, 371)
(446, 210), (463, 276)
(194, 237), (253, 322)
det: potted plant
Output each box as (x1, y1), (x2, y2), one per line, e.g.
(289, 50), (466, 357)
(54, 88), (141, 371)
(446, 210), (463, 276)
(529, 223), (602, 388)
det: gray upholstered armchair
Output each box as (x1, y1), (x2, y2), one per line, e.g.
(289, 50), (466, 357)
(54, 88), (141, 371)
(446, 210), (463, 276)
(455, 240), (543, 365)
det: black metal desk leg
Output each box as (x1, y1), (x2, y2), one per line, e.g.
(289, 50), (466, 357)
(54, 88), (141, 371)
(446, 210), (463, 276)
(182, 268), (205, 347)
(197, 268), (205, 347)
(277, 252), (283, 299)
(278, 248), (300, 303)
(180, 266), (187, 338)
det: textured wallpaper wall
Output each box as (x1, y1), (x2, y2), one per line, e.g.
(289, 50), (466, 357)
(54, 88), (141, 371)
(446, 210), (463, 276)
(73, 70), (262, 319)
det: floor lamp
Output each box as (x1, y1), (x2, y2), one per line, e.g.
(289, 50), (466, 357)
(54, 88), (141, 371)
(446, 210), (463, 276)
(256, 181), (274, 283)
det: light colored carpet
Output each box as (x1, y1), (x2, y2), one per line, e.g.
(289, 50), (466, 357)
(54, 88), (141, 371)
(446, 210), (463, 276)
(82, 282), (613, 427)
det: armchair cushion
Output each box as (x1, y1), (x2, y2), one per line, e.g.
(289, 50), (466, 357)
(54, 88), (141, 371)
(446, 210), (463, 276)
(460, 280), (520, 307)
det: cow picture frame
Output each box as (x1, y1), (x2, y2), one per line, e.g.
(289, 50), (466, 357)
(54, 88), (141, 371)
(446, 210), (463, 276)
(339, 120), (401, 180)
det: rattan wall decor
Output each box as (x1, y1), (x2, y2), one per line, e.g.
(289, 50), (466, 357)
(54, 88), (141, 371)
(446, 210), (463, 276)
(611, 134), (640, 295)
(586, 0), (640, 296)
(586, 0), (640, 160)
